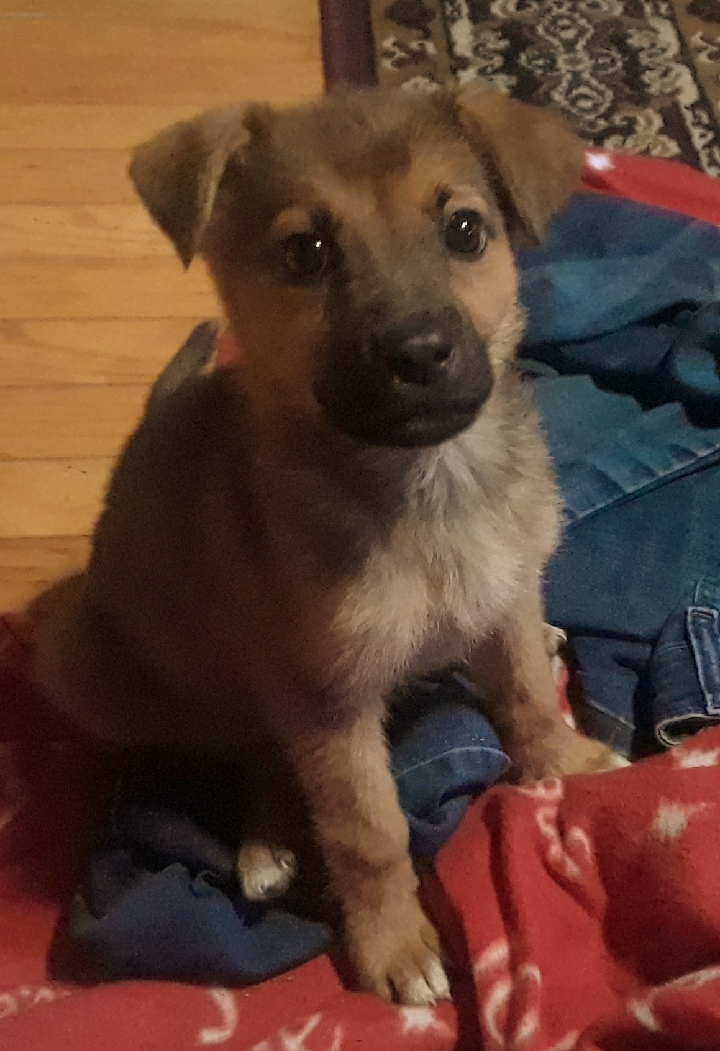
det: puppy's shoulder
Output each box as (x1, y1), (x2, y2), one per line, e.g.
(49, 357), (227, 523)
(116, 370), (242, 486)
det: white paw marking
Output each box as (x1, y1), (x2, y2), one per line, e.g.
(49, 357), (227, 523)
(402, 973), (439, 1006)
(426, 957), (451, 1001)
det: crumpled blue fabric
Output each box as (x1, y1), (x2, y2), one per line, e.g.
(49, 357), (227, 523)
(517, 193), (720, 758)
(519, 193), (720, 346)
(388, 673), (510, 856)
(72, 672), (509, 984)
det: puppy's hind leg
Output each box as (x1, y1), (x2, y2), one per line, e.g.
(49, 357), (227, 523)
(30, 574), (165, 747)
(237, 839), (297, 903)
(236, 743), (298, 903)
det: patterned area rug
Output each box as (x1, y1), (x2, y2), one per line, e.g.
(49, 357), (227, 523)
(371, 0), (720, 172)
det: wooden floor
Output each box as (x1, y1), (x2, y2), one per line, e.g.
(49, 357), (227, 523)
(0, 0), (322, 609)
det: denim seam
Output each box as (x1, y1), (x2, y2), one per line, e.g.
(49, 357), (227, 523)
(653, 642), (690, 656)
(392, 745), (509, 780)
(575, 694), (635, 730)
(686, 605), (720, 714)
(694, 577), (720, 605)
(563, 446), (720, 528)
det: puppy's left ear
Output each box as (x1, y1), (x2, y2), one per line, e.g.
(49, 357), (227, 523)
(129, 104), (272, 268)
(455, 87), (584, 245)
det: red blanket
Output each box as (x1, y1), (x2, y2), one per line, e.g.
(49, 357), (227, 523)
(581, 148), (720, 227)
(3, 610), (720, 1050)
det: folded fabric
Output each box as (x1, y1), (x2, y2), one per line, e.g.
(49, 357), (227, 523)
(519, 193), (720, 346)
(69, 671), (509, 985)
(515, 193), (720, 758)
(436, 724), (720, 1051)
(6, 686), (720, 1049)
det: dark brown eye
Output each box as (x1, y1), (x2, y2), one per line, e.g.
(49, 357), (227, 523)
(282, 232), (329, 281)
(444, 210), (487, 257)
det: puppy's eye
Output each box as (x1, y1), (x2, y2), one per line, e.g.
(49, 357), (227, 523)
(282, 232), (329, 281)
(444, 210), (487, 257)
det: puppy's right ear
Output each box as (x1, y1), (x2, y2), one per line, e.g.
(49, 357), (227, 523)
(129, 104), (272, 268)
(455, 86), (584, 247)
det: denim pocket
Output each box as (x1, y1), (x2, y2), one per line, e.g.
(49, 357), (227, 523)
(653, 579), (720, 746)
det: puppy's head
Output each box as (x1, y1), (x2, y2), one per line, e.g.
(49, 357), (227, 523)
(130, 88), (582, 448)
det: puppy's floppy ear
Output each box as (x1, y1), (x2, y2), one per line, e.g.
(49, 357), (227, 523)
(455, 86), (584, 245)
(128, 104), (272, 268)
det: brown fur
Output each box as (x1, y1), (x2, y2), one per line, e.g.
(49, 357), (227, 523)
(30, 85), (620, 1005)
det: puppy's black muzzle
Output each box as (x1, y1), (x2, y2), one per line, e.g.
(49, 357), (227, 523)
(316, 307), (494, 448)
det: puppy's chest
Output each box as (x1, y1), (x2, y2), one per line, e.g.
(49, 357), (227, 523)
(333, 493), (523, 688)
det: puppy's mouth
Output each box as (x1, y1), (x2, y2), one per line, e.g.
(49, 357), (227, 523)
(315, 370), (493, 448)
(358, 398), (483, 448)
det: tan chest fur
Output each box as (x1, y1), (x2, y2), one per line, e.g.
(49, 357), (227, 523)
(329, 415), (544, 699)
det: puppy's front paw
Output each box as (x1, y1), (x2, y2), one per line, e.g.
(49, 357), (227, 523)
(566, 738), (630, 773)
(237, 841), (297, 901)
(549, 734), (629, 776)
(514, 723), (629, 781)
(349, 899), (450, 1005)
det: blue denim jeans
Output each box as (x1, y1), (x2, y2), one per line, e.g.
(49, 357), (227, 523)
(519, 194), (720, 756)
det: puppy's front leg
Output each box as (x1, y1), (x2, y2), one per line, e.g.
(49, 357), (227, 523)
(470, 582), (623, 780)
(280, 707), (449, 1005)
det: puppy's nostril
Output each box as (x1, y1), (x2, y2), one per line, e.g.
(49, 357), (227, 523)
(385, 333), (454, 386)
(387, 351), (424, 385)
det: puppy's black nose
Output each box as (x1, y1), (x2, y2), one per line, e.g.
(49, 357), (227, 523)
(372, 314), (457, 386)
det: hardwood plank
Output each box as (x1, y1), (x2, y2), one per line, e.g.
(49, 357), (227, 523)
(0, 386), (147, 459)
(0, 150), (134, 204)
(0, 259), (217, 319)
(0, 536), (90, 611)
(0, 318), (206, 386)
(0, 0), (318, 25)
(0, 105), (201, 150)
(0, 0), (322, 585)
(0, 21), (320, 106)
(0, 204), (171, 258)
(0, 458), (111, 539)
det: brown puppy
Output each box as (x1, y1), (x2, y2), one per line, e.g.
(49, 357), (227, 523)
(30, 86), (620, 1005)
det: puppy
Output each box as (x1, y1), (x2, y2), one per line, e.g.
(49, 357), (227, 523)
(31, 86), (620, 1005)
